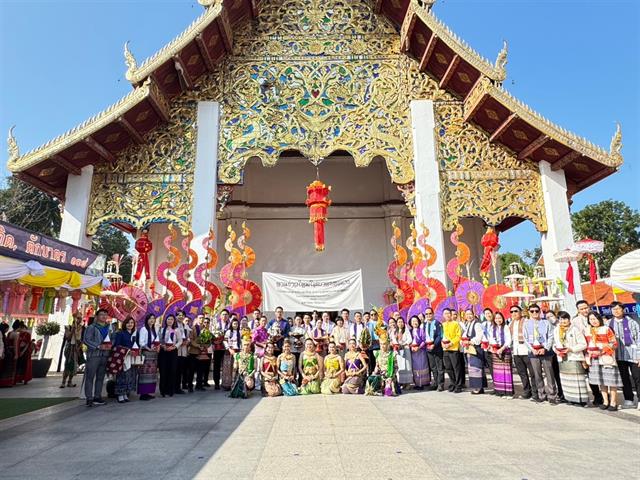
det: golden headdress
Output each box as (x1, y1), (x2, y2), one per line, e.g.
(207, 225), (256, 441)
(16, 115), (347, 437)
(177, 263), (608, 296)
(240, 326), (252, 345)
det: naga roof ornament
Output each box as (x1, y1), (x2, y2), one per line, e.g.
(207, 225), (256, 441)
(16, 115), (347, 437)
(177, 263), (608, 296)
(610, 122), (623, 162)
(494, 40), (508, 83)
(123, 41), (137, 82)
(7, 126), (19, 163)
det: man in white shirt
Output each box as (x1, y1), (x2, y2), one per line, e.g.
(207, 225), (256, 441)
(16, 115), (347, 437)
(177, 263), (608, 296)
(509, 306), (538, 401)
(175, 310), (191, 394)
(350, 312), (366, 348)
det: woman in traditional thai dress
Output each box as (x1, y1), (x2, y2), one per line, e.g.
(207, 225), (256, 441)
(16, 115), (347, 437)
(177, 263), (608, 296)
(13, 321), (32, 385)
(230, 340), (256, 399)
(310, 321), (328, 357)
(487, 312), (514, 397)
(341, 338), (368, 394)
(158, 314), (181, 397)
(222, 318), (241, 390)
(299, 338), (322, 395)
(261, 342), (282, 397)
(113, 317), (138, 403)
(60, 313), (84, 388)
(366, 336), (399, 396)
(392, 317), (412, 387)
(409, 316), (430, 389)
(137, 314), (159, 400)
(321, 341), (344, 394)
(330, 317), (349, 357)
(289, 316), (306, 383)
(278, 339), (299, 396)
(585, 312), (621, 411)
(553, 311), (589, 405)
(462, 309), (487, 395)
(482, 308), (495, 375)
(252, 316), (269, 360)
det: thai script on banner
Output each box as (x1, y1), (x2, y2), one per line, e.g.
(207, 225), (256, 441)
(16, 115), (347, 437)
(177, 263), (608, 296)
(0, 220), (100, 274)
(262, 270), (364, 312)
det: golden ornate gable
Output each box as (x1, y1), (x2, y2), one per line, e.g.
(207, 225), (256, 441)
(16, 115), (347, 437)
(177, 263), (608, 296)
(86, 0), (546, 234)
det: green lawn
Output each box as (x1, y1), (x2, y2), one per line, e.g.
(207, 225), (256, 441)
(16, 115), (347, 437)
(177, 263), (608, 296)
(0, 398), (75, 420)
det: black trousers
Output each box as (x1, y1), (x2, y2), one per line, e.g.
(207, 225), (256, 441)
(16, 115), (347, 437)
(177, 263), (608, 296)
(551, 355), (564, 400)
(618, 360), (640, 402)
(427, 350), (445, 388)
(367, 348), (379, 375)
(443, 351), (463, 387)
(589, 383), (604, 405)
(199, 355), (211, 387)
(187, 354), (199, 390)
(176, 355), (188, 390)
(212, 349), (225, 386)
(158, 349), (178, 396)
(293, 352), (301, 385)
(457, 352), (467, 387)
(513, 354), (537, 399)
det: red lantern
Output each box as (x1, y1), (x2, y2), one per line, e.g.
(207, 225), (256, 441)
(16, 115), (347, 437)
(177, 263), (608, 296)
(305, 180), (332, 251)
(480, 227), (499, 274)
(134, 228), (153, 281)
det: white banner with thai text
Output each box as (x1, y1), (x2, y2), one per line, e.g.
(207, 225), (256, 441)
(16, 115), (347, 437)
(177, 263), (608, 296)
(262, 270), (364, 312)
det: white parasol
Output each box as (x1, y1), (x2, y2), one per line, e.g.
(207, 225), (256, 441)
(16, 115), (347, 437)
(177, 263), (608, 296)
(501, 291), (535, 298)
(553, 249), (580, 263)
(571, 238), (604, 254)
(534, 295), (564, 303)
(504, 273), (527, 280)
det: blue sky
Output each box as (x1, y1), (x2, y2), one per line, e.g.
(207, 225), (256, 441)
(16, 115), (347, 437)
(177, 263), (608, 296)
(1, 0), (638, 255)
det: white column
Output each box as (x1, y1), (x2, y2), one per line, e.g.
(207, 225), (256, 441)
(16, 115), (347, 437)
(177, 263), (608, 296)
(59, 165), (93, 248)
(411, 99), (447, 286)
(539, 160), (582, 314)
(191, 101), (220, 265)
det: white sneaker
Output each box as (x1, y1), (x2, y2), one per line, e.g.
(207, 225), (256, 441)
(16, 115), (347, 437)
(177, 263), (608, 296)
(623, 400), (635, 408)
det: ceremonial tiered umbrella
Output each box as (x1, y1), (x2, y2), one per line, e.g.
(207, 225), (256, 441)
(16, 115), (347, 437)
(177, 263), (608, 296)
(482, 284), (517, 318)
(571, 238), (605, 303)
(500, 290), (535, 309)
(455, 280), (485, 316)
(553, 249), (581, 297)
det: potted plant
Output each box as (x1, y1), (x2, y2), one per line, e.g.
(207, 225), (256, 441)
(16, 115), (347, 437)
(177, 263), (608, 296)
(32, 321), (61, 377)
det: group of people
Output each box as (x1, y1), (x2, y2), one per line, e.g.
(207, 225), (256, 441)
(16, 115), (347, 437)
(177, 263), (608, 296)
(0, 320), (34, 387)
(73, 300), (639, 410)
(2, 299), (638, 412)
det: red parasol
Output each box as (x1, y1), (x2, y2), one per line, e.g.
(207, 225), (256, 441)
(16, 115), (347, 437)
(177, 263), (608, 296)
(482, 284), (518, 318)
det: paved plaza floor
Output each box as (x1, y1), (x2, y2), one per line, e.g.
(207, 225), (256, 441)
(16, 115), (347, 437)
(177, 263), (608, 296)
(0, 376), (638, 480)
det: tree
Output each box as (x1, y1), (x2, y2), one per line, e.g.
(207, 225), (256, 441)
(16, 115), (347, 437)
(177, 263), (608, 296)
(572, 200), (640, 281)
(498, 252), (533, 279)
(91, 224), (133, 281)
(0, 176), (61, 237)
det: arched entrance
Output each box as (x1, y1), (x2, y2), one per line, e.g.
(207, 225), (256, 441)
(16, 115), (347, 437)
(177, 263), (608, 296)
(217, 153), (412, 308)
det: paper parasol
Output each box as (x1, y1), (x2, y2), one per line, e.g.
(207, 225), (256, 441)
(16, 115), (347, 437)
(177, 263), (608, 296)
(553, 249), (580, 263)
(422, 277), (447, 310)
(382, 305), (409, 323)
(408, 298), (431, 320)
(183, 299), (203, 319)
(504, 273), (526, 280)
(163, 299), (186, 322)
(482, 284), (518, 318)
(147, 298), (167, 319)
(115, 285), (149, 323)
(571, 238), (604, 254)
(435, 296), (458, 321)
(534, 296), (564, 303)
(455, 280), (485, 316)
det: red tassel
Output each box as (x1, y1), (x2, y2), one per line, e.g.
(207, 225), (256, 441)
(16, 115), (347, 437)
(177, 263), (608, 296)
(588, 255), (597, 285)
(566, 263), (575, 295)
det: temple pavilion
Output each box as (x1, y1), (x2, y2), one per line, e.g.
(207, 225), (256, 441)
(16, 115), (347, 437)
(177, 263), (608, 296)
(6, 0), (623, 312)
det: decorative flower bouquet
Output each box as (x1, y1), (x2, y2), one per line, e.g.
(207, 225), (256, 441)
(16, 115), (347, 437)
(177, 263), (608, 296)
(198, 329), (213, 346)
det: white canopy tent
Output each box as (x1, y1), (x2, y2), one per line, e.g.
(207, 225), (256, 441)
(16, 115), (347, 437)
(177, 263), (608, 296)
(604, 249), (640, 294)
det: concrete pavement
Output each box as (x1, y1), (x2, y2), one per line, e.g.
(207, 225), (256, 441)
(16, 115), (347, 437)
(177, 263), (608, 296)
(0, 377), (638, 479)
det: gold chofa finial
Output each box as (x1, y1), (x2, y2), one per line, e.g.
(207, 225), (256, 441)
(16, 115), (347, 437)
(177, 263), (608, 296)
(124, 41), (137, 81)
(610, 122), (622, 159)
(198, 0), (218, 7)
(7, 126), (19, 163)
(495, 40), (508, 82)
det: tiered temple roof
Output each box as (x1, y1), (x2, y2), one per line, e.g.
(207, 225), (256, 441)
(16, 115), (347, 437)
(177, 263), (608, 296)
(6, 0), (622, 200)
